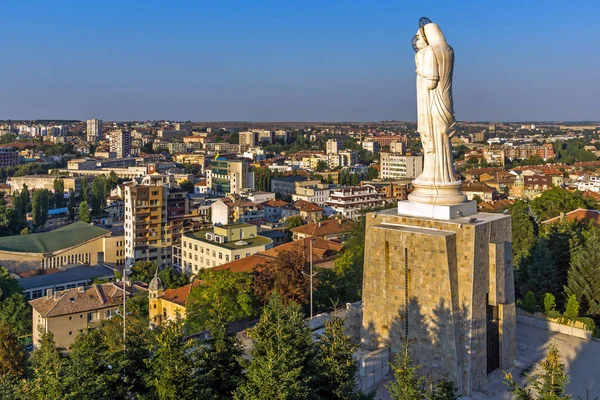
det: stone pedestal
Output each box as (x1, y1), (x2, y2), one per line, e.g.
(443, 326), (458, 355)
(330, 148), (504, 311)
(408, 179), (467, 205)
(360, 208), (517, 396)
(397, 200), (477, 220)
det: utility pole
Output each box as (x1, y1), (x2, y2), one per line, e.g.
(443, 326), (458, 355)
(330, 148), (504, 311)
(123, 268), (126, 349)
(310, 238), (314, 319)
(302, 238), (317, 319)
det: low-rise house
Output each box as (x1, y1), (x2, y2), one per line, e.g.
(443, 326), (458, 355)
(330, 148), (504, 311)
(262, 199), (290, 222)
(290, 219), (354, 241)
(29, 281), (146, 349)
(294, 200), (323, 221)
(460, 181), (499, 202)
(148, 274), (202, 326)
(213, 237), (344, 273)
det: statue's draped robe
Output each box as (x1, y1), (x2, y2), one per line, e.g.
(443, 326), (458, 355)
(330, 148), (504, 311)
(415, 23), (457, 185)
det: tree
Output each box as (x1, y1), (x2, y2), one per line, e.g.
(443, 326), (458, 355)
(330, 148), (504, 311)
(518, 238), (561, 300)
(67, 189), (75, 221)
(565, 226), (600, 316)
(0, 266), (21, 300)
(53, 178), (64, 208)
(543, 293), (558, 316)
(252, 249), (310, 306)
(80, 177), (88, 202)
(510, 200), (537, 268)
(63, 330), (121, 399)
(148, 319), (201, 400)
(107, 171), (119, 190)
(0, 293), (32, 336)
(472, 194), (483, 204)
(78, 200), (91, 223)
(158, 268), (188, 289)
(530, 187), (587, 222)
(562, 294), (580, 323)
(387, 340), (427, 400)
(186, 270), (255, 334)
(316, 159), (328, 172)
(195, 314), (245, 398)
(26, 332), (66, 400)
(90, 175), (106, 216)
(178, 180), (194, 194)
(504, 342), (570, 399)
(31, 189), (49, 227)
(234, 294), (317, 400)
(0, 196), (20, 237)
(521, 291), (539, 314)
(129, 260), (157, 283)
(0, 323), (26, 379)
(315, 315), (373, 400)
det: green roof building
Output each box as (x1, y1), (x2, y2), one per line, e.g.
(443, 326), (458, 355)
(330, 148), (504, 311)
(173, 223), (272, 275)
(0, 222), (123, 274)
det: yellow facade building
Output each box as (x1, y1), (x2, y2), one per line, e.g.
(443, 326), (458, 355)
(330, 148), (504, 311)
(148, 272), (201, 326)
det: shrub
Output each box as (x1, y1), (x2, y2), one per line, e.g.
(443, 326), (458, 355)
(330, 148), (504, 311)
(521, 291), (539, 314)
(543, 293), (556, 314)
(577, 317), (596, 332)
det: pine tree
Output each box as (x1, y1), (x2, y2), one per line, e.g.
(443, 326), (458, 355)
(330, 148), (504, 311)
(562, 295), (580, 324)
(510, 200), (537, 268)
(565, 227), (600, 316)
(520, 239), (561, 300)
(25, 332), (65, 400)
(504, 342), (570, 399)
(79, 200), (91, 223)
(67, 189), (75, 221)
(63, 329), (120, 399)
(80, 177), (88, 202)
(315, 315), (373, 400)
(149, 319), (200, 400)
(195, 316), (245, 398)
(31, 189), (49, 227)
(234, 294), (317, 400)
(53, 178), (64, 208)
(386, 340), (426, 400)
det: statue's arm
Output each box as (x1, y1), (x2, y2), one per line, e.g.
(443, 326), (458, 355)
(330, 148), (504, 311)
(423, 48), (439, 90)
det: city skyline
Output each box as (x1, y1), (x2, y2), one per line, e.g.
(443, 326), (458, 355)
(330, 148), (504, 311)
(2, 1), (599, 122)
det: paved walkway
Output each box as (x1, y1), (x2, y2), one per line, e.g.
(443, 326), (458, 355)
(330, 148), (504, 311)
(372, 323), (600, 399)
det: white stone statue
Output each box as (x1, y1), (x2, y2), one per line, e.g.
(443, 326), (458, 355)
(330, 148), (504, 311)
(408, 20), (467, 205)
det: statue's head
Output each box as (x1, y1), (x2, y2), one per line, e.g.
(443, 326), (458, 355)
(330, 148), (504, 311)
(412, 17), (448, 51)
(422, 23), (447, 46)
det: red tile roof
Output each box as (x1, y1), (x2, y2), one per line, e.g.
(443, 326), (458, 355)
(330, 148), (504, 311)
(212, 237), (344, 273)
(542, 208), (600, 225)
(290, 219), (354, 237)
(160, 280), (203, 306)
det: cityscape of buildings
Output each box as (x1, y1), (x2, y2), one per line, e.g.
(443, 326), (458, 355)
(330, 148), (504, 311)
(1, 118), (600, 397)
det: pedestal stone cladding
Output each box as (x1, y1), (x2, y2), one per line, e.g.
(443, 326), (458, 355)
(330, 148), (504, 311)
(360, 208), (517, 396)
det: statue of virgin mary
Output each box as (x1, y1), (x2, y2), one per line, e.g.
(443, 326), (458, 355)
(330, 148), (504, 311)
(409, 19), (467, 205)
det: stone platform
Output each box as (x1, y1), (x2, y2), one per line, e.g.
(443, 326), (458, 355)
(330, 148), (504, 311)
(397, 199), (477, 220)
(360, 208), (517, 396)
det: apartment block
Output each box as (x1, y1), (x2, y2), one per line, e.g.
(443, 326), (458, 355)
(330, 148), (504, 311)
(109, 130), (131, 159)
(0, 147), (19, 167)
(86, 119), (103, 142)
(124, 175), (189, 268)
(379, 152), (423, 180)
(206, 159), (249, 195)
(172, 223), (272, 275)
(326, 184), (386, 220)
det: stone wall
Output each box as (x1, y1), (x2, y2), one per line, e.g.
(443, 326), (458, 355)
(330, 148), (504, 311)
(360, 208), (516, 396)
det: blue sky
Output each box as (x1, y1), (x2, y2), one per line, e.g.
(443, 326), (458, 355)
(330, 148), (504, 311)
(1, 0), (598, 122)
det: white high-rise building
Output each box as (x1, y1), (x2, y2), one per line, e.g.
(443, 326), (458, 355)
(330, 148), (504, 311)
(87, 119), (103, 142)
(110, 130), (131, 158)
(379, 152), (423, 180)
